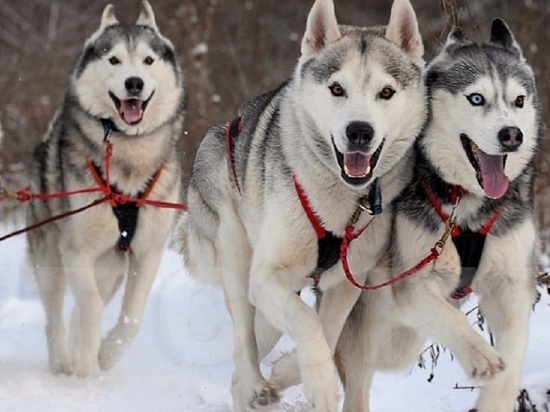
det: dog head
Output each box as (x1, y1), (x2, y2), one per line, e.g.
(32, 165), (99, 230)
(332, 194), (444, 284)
(422, 19), (539, 199)
(294, 0), (426, 189)
(71, 1), (185, 136)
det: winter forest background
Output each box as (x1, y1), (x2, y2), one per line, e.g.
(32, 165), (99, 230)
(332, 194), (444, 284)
(0, 0), (549, 224)
(0, 0), (549, 411)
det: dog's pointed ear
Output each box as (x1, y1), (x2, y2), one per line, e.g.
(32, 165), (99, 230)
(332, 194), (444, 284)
(490, 18), (524, 60)
(86, 4), (117, 44)
(301, 0), (341, 58)
(444, 27), (465, 47)
(99, 4), (118, 31)
(385, 0), (424, 65)
(136, 1), (159, 31)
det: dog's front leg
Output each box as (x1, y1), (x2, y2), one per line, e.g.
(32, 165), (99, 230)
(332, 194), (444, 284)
(63, 250), (104, 378)
(97, 248), (163, 371)
(474, 222), (536, 412)
(474, 282), (532, 412)
(250, 265), (338, 412)
(271, 275), (363, 391)
(31, 243), (72, 375)
(393, 275), (505, 383)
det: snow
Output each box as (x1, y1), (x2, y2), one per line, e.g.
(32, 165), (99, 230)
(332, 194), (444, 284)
(0, 222), (549, 411)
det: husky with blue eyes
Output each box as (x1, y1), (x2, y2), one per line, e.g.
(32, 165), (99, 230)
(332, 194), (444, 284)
(336, 19), (540, 412)
(27, 1), (185, 378)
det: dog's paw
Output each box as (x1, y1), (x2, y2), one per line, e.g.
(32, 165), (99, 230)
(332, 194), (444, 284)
(301, 359), (339, 412)
(47, 342), (73, 376)
(456, 340), (505, 383)
(97, 337), (125, 371)
(72, 359), (96, 378)
(248, 383), (280, 410)
(49, 357), (73, 376)
(270, 351), (301, 390)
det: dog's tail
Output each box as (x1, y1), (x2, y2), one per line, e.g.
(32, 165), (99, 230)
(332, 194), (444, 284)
(172, 212), (190, 260)
(172, 211), (221, 285)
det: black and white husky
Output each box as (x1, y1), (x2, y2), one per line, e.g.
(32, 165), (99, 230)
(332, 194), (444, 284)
(26, 2), (185, 377)
(337, 19), (540, 412)
(176, 0), (426, 410)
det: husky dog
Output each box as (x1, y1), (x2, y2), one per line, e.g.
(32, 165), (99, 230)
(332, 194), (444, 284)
(336, 19), (540, 412)
(26, 2), (185, 378)
(176, 0), (425, 409)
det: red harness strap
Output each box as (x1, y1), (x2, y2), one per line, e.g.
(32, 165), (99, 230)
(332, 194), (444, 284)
(225, 117), (243, 194)
(87, 144), (165, 251)
(294, 178), (379, 287)
(294, 179), (326, 239)
(422, 183), (500, 299)
(423, 184), (500, 237)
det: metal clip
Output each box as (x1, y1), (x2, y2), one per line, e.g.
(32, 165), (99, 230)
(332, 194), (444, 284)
(350, 196), (370, 225)
(434, 216), (456, 253)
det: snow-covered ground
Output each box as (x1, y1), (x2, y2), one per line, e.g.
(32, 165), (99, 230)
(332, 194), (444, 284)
(0, 222), (549, 411)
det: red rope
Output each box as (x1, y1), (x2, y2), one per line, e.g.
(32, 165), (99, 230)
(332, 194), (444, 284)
(340, 223), (441, 291)
(0, 197), (109, 243)
(0, 142), (187, 242)
(1, 186), (104, 203)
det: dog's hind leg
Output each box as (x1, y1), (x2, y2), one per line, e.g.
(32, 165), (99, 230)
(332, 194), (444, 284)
(30, 237), (72, 375)
(217, 214), (279, 411)
(97, 248), (163, 371)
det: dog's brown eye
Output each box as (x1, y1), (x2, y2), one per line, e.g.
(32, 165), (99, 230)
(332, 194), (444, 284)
(514, 95), (525, 108)
(378, 86), (395, 100)
(144, 56), (155, 65)
(329, 83), (345, 97)
(109, 56), (120, 65)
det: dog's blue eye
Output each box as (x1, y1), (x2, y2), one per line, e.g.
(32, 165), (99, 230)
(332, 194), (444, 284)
(329, 83), (345, 97)
(466, 93), (485, 106)
(108, 56), (120, 65)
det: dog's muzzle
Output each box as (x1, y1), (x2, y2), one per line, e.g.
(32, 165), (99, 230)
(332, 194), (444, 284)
(109, 81), (155, 126)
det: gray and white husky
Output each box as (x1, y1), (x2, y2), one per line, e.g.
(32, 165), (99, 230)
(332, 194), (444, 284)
(26, 2), (185, 378)
(176, 0), (425, 409)
(336, 19), (540, 412)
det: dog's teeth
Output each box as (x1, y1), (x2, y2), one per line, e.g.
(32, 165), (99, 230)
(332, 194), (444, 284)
(471, 142), (479, 161)
(344, 164), (369, 178)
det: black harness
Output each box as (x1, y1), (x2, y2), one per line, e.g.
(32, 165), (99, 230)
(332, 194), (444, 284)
(450, 228), (488, 299)
(88, 119), (162, 252)
(423, 184), (500, 299)
(89, 162), (159, 252)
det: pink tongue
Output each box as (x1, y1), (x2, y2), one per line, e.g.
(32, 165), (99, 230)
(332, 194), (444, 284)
(120, 99), (143, 124)
(344, 153), (371, 177)
(477, 149), (509, 199)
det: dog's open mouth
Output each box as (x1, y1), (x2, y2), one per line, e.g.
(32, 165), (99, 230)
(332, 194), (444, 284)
(109, 91), (154, 126)
(333, 137), (385, 186)
(460, 133), (509, 199)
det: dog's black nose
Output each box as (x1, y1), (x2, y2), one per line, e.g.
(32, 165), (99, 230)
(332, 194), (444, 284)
(125, 77), (144, 95)
(498, 126), (523, 152)
(346, 121), (374, 150)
